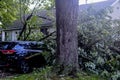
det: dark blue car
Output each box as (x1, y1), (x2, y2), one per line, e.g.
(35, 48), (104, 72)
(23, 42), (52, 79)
(0, 41), (46, 73)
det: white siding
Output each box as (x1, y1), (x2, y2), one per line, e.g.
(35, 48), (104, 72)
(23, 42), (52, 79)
(11, 30), (20, 41)
(2, 30), (20, 41)
(2, 31), (5, 41)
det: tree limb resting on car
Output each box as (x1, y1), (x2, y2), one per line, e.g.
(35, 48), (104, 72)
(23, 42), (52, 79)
(39, 31), (56, 41)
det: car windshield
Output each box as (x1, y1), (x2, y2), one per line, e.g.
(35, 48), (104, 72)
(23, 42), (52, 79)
(0, 42), (17, 50)
(0, 44), (8, 50)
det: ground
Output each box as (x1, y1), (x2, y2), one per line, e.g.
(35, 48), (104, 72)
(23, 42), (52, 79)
(0, 67), (106, 80)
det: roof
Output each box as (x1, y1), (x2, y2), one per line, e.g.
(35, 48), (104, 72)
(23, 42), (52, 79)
(4, 10), (55, 31)
(79, 0), (116, 12)
(4, 0), (118, 31)
(6, 20), (24, 30)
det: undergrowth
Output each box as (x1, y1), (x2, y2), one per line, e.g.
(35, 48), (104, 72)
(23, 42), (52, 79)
(1, 67), (106, 80)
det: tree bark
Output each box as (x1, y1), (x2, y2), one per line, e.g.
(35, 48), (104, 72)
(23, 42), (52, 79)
(55, 0), (79, 75)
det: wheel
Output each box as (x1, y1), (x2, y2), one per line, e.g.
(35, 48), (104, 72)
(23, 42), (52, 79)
(18, 60), (32, 73)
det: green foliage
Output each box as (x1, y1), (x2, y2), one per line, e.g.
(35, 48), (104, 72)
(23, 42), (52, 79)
(26, 30), (44, 41)
(78, 7), (120, 80)
(0, 0), (19, 27)
(3, 67), (104, 80)
(0, 0), (55, 40)
(42, 35), (56, 65)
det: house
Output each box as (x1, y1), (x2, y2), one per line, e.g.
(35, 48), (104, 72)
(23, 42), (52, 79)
(1, 10), (55, 41)
(1, 0), (120, 41)
(0, 28), (2, 41)
(79, 0), (120, 20)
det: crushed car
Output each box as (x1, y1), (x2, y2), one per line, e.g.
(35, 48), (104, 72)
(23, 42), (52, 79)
(0, 41), (47, 73)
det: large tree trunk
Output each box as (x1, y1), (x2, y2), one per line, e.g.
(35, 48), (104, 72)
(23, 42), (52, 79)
(55, 0), (79, 75)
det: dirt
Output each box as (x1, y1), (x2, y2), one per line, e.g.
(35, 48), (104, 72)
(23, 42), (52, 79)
(0, 69), (18, 78)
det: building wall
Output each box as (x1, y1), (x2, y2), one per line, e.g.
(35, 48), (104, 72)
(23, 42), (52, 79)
(48, 27), (55, 33)
(11, 30), (20, 41)
(2, 27), (52, 41)
(2, 30), (20, 41)
(0, 31), (2, 41)
(5, 31), (12, 41)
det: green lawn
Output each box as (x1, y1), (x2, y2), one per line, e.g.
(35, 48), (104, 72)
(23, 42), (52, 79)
(0, 67), (106, 80)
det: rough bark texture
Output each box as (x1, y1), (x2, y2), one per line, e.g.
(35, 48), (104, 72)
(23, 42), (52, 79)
(55, 0), (79, 75)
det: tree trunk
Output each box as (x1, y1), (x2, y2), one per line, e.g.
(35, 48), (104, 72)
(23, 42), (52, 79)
(55, 0), (79, 75)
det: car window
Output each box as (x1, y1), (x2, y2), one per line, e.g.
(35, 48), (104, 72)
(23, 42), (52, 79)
(13, 42), (44, 50)
(18, 44), (29, 49)
(13, 44), (24, 50)
(0, 42), (16, 50)
(13, 44), (27, 54)
(7, 43), (16, 49)
(0, 44), (8, 49)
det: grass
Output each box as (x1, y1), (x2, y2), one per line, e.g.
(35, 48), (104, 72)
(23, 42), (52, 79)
(0, 67), (106, 80)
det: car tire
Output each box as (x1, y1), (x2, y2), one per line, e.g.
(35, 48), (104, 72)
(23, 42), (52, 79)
(18, 60), (32, 73)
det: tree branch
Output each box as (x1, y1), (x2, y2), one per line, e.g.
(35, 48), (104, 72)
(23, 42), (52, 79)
(109, 46), (120, 54)
(37, 15), (53, 21)
(18, 1), (40, 40)
(18, 13), (33, 40)
(39, 31), (56, 41)
(18, 0), (55, 40)
(24, 25), (32, 40)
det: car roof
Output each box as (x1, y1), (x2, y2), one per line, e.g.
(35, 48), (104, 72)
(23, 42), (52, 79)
(0, 41), (44, 45)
